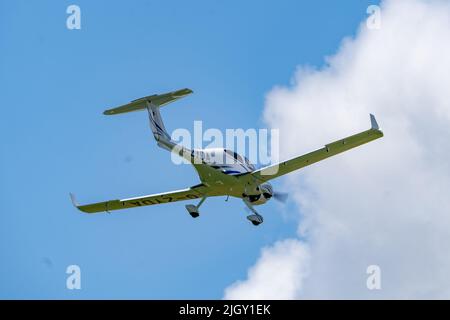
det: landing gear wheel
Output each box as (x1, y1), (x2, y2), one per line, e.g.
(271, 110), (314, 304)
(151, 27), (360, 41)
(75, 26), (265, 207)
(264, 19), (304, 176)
(190, 212), (199, 218)
(247, 214), (263, 226)
(185, 204), (200, 218)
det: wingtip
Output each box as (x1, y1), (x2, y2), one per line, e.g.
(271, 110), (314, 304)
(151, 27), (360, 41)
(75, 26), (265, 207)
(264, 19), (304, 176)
(370, 113), (380, 130)
(175, 88), (193, 96)
(69, 193), (79, 208)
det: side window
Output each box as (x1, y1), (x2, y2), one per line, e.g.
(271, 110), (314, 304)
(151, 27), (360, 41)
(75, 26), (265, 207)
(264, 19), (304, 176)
(224, 149), (234, 164)
(242, 156), (254, 170)
(232, 152), (243, 164)
(224, 149), (245, 165)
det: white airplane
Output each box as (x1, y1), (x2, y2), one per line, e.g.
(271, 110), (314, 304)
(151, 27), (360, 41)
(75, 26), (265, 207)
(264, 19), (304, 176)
(70, 88), (383, 226)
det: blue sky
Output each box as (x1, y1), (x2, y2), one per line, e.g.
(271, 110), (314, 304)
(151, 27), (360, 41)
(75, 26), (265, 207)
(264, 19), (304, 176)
(0, 0), (378, 299)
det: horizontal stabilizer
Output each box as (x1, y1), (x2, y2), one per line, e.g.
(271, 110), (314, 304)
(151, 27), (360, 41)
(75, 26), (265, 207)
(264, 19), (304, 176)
(103, 88), (193, 115)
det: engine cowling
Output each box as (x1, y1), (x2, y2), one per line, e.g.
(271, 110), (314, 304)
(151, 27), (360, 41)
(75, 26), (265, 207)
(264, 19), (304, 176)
(245, 183), (273, 205)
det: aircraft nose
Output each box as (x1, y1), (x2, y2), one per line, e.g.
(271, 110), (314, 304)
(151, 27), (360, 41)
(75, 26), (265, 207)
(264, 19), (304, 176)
(263, 192), (272, 199)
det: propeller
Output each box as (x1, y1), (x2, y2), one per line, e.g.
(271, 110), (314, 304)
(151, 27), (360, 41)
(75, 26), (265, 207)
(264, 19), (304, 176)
(273, 191), (288, 203)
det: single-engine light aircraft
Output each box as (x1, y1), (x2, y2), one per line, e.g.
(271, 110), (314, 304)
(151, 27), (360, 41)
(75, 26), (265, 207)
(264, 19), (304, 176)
(70, 88), (383, 226)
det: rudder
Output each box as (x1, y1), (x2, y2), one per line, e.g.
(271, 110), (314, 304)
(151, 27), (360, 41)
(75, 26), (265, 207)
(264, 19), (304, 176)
(146, 101), (174, 151)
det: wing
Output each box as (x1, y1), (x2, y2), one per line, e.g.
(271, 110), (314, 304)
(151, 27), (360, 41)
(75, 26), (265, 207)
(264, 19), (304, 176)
(239, 114), (383, 184)
(70, 183), (208, 214)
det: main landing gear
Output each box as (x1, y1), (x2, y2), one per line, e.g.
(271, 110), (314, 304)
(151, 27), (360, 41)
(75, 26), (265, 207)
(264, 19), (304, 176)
(185, 196), (206, 218)
(186, 196), (263, 226)
(243, 199), (264, 226)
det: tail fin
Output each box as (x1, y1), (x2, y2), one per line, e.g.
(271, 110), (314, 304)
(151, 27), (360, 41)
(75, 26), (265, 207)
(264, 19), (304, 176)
(146, 101), (174, 151)
(103, 88), (193, 151)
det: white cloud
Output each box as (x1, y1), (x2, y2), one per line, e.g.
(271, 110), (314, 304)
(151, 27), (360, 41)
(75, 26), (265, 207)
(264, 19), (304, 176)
(224, 239), (310, 299)
(224, 0), (450, 299)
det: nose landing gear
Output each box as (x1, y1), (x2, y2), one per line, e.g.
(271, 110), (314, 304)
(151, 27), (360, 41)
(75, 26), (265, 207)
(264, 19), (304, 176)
(247, 214), (264, 226)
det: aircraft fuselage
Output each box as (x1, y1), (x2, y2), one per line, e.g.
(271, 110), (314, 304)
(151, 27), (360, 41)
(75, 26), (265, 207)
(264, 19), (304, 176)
(189, 148), (273, 205)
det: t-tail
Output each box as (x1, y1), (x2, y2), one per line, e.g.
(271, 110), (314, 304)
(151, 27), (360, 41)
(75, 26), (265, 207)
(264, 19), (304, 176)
(103, 88), (192, 152)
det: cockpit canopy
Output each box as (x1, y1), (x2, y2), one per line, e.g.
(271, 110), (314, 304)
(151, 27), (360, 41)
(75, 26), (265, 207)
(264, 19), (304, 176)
(224, 149), (255, 170)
